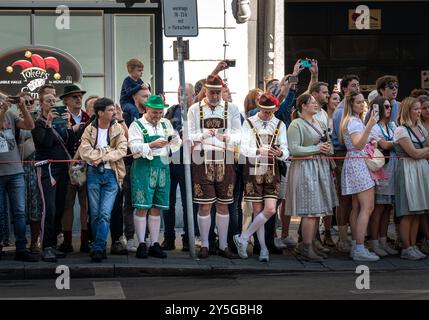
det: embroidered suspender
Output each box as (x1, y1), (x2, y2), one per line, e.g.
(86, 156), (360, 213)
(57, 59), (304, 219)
(134, 120), (168, 143)
(246, 118), (282, 174)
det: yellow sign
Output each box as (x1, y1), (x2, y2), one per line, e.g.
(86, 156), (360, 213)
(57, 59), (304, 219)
(349, 7), (381, 30)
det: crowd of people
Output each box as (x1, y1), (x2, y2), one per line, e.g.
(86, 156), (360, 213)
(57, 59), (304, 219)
(0, 57), (428, 263)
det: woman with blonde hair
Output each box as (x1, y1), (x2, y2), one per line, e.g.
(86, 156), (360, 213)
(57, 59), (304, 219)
(244, 88), (263, 118)
(394, 97), (429, 260)
(340, 91), (379, 261)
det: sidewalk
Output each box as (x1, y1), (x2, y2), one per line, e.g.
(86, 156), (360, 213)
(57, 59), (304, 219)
(1, 242), (429, 280)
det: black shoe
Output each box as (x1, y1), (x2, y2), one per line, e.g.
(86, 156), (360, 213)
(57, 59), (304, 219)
(148, 242), (167, 259)
(52, 247), (67, 258)
(58, 242), (74, 253)
(136, 243), (148, 259)
(15, 250), (38, 262)
(102, 249), (107, 259)
(80, 242), (90, 253)
(161, 239), (176, 251)
(91, 251), (103, 263)
(3, 240), (11, 247)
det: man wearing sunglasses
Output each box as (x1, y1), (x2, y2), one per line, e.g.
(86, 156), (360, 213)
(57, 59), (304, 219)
(376, 75), (400, 125)
(58, 84), (91, 254)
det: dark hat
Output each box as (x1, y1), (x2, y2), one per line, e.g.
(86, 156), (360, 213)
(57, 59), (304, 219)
(204, 75), (225, 90)
(144, 95), (169, 109)
(258, 94), (279, 110)
(59, 84), (87, 100)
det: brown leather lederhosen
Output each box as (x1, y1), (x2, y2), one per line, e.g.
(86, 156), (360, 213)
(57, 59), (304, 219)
(192, 101), (236, 205)
(243, 118), (282, 202)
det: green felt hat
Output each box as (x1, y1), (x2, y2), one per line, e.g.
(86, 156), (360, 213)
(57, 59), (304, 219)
(144, 95), (169, 109)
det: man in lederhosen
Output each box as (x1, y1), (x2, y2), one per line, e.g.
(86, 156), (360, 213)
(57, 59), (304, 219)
(128, 95), (182, 259)
(233, 94), (289, 262)
(188, 75), (241, 258)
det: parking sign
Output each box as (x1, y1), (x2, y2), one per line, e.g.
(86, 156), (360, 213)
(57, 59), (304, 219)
(163, 0), (198, 37)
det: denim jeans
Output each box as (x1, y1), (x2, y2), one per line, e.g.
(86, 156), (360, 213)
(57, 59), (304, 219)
(0, 173), (27, 252)
(87, 166), (119, 252)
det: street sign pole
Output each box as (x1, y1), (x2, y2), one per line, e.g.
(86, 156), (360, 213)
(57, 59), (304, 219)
(163, 0), (198, 259)
(176, 36), (196, 259)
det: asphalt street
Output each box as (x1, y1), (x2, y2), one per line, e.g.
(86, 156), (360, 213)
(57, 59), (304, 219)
(1, 270), (429, 300)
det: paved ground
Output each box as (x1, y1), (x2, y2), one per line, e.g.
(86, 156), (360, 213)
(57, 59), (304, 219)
(1, 239), (429, 280)
(2, 271), (429, 300)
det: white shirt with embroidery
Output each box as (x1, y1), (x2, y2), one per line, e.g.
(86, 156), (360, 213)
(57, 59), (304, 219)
(240, 113), (289, 161)
(128, 115), (181, 160)
(187, 99), (241, 152)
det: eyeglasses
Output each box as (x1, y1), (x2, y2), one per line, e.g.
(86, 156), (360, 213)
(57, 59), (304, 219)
(25, 100), (34, 106)
(386, 83), (399, 90)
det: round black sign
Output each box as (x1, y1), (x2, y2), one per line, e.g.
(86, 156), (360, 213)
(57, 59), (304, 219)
(0, 45), (82, 99)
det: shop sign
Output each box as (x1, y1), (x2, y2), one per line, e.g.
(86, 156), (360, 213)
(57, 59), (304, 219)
(0, 46), (82, 99)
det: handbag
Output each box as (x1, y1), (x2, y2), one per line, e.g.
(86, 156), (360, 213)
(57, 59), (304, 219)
(69, 150), (87, 187)
(363, 143), (385, 172)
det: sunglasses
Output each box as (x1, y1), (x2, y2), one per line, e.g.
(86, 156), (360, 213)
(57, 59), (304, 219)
(71, 95), (82, 100)
(383, 104), (391, 109)
(25, 100), (34, 106)
(386, 83), (399, 90)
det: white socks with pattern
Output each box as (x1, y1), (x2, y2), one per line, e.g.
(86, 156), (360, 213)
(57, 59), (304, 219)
(198, 214), (211, 248)
(148, 215), (161, 246)
(240, 212), (267, 243)
(134, 214), (147, 244)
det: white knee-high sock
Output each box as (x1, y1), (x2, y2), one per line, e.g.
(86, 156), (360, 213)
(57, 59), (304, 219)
(198, 214), (211, 248)
(134, 214), (147, 244)
(256, 224), (267, 251)
(216, 213), (230, 251)
(240, 212), (267, 243)
(148, 215), (161, 246)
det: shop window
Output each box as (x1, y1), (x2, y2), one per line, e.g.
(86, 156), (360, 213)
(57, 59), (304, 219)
(0, 11), (31, 51)
(114, 14), (154, 100)
(34, 11), (104, 75)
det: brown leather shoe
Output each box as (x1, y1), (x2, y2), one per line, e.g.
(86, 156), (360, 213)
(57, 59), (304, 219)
(218, 247), (238, 259)
(198, 247), (209, 259)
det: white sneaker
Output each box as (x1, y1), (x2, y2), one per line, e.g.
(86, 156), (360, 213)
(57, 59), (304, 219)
(259, 248), (269, 262)
(380, 242), (398, 255)
(400, 247), (421, 260)
(126, 239), (137, 253)
(233, 234), (248, 259)
(274, 238), (287, 250)
(372, 244), (388, 257)
(412, 246), (427, 259)
(280, 236), (297, 248)
(353, 248), (380, 262)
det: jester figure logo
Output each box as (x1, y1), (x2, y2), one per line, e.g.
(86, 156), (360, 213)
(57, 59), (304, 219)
(0, 46), (82, 99)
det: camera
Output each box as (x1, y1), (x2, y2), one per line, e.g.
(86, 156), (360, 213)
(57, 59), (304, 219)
(288, 75), (298, 84)
(300, 59), (312, 68)
(373, 104), (380, 122)
(7, 96), (21, 104)
(225, 59), (236, 67)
